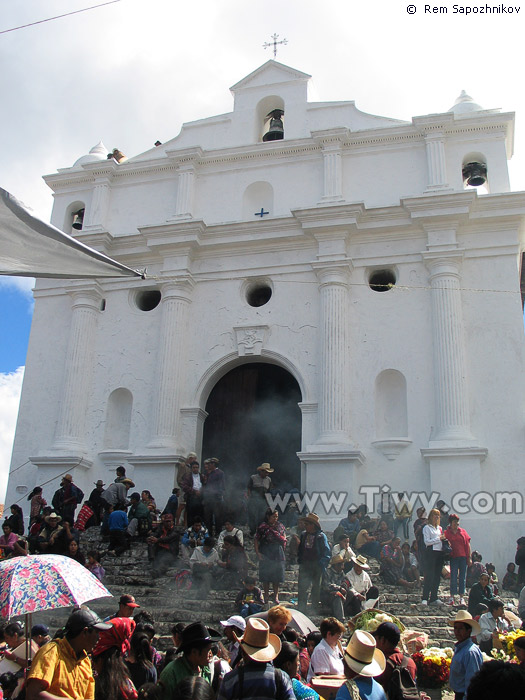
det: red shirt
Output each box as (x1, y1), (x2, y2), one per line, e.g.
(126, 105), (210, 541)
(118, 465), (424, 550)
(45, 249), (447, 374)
(375, 649), (417, 691)
(444, 526), (471, 558)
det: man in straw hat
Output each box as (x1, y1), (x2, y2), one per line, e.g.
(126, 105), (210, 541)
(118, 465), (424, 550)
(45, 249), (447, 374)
(217, 618), (294, 700)
(448, 610), (483, 700)
(297, 513), (331, 614)
(334, 630), (387, 700)
(247, 462), (274, 536)
(321, 554), (349, 621)
(345, 554), (380, 616)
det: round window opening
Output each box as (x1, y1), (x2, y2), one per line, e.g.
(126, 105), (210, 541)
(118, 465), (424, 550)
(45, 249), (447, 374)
(369, 269), (396, 292)
(246, 283), (272, 307)
(135, 289), (162, 311)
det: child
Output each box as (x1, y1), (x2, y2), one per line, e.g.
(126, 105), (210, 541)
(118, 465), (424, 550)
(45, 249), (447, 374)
(27, 487), (47, 526)
(86, 550), (105, 581)
(235, 575), (265, 617)
(485, 562), (499, 594)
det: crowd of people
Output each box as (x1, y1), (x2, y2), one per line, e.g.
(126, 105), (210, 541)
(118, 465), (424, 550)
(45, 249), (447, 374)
(2, 458), (525, 699)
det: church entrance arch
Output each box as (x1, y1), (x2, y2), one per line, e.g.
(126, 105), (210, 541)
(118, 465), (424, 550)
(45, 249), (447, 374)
(201, 362), (302, 499)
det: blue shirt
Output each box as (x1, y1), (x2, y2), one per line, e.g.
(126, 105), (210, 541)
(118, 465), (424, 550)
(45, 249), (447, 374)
(449, 638), (483, 698)
(108, 510), (128, 531)
(336, 677), (386, 700)
(217, 661), (295, 700)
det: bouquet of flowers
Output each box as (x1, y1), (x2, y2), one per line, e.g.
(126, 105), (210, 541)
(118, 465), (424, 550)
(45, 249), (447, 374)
(497, 629), (525, 659)
(348, 609), (405, 633)
(412, 647), (452, 689)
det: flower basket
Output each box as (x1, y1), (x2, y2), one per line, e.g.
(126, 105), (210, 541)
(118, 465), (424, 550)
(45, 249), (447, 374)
(497, 629), (525, 659)
(412, 646), (452, 690)
(347, 609), (406, 634)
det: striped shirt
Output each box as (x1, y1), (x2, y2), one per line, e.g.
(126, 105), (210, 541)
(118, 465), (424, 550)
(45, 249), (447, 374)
(217, 661), (295, 700)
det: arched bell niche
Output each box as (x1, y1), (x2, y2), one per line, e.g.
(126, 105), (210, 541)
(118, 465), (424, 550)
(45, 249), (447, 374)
(242, 181), (274, 220)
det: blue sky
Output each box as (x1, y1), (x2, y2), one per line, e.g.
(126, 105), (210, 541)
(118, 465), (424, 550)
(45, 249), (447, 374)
(2, 0), (525, 501)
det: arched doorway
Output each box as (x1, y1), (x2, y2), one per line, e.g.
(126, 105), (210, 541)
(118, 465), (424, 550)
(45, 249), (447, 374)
(201, 362), (302, 492)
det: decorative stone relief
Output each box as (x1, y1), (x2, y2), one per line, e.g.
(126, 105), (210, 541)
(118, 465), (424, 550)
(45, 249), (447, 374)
(234, 325), (269, 356)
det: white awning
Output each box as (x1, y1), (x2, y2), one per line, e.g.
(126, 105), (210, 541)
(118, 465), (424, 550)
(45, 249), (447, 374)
(0, 188), (142, 279)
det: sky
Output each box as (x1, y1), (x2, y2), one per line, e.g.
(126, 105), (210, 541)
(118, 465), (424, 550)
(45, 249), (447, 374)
(1, 0), (525, 501)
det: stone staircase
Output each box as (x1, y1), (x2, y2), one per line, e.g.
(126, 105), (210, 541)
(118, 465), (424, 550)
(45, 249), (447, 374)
(31, 526), (521, 654)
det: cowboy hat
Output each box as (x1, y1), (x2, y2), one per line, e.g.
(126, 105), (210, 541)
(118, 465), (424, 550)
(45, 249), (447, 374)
(343, 630), (386, 677)
(350, 554), (370, 569)
(177, 622), (220, 652)
(303, 513), (321, 529)
(448, 610), (481, 636)
(256, 463), (274, 473)
(62, 474), (73, 482)
(94, 480), (105, 487)
(234, 618), (281, 662)
(45, 512), (62, 524)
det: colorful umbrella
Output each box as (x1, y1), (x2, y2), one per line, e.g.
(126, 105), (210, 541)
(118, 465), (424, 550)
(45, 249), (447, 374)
(0, 554), (112, 620)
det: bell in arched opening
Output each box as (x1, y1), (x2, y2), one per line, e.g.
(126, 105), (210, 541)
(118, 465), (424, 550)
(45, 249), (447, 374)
(72, 208), (85, 230)
(262, 109), (284, 142)
(462, 161), (487, 187)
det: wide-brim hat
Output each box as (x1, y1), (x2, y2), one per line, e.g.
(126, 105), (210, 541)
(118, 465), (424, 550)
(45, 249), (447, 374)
(94, 480), (105, 487)
(343, 630), (386, 677)
(178, 622), (220, 652)
(350, 554), (370, 569)
(220, 615), (246, 631)
(304, 512), (321, 529)
(62, 474), (73, 482)
(448, 609), (481, 637)
(45, 512), (62, 524)
(234, 618), (281, 662)
(257, 463), (274, 473)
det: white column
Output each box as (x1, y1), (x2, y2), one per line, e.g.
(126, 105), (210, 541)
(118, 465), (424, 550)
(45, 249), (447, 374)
(426, 254), (474, 442)
(84, 179), (110, 230)
(173, 165), (196, 219)
(314, 264), (351, 444)
(148, 278), (194, 449)
(424, 133), (448, 191)
(52, 286), (102, 452)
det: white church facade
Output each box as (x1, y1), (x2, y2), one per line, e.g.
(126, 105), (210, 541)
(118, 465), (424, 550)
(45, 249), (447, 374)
(6, 61), (525, 569)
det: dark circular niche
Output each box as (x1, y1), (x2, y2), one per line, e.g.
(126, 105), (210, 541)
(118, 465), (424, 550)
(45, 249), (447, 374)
(246, 283), (272, 307)
(136, 289), (162, 311)
(369, 269), (396, 293)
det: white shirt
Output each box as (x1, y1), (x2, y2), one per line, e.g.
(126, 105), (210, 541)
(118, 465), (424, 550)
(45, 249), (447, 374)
(423, 523), (443, 551)
(217, 527), (244, 549)
(346, 568), (372, 595)
(307, 638), (344, 682)
(192, 473), (202, 490)
(190, 546), (220, 568)
(478, 611), (511, 642)
(331, 543), (356, 561)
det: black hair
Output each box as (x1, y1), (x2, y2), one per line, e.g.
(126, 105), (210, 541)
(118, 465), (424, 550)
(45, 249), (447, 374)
(487, 598), (504, 612)
(306, 630), (322, 646)
(27, 486), (43, 500)
(173, 676), (215, 700)
(163, 646), (178, 667)
(203, 537), (215, 548)
(171, 622), (186, 636)
(4, 622), (23, 638)
(138, 683), (162, 700)
(513, 636), (525, 651)
(223, 535), (242, 548)
(467, 660), (525, 700)
(283, 627), (300, 643)
(129, 631), (154, 669)
(94, 647), (132, 700)
(0, 672), (18, 694)
(274, 640), (299, 671)
(133, 610), (155, 626)
(9, 504), (23, 515)
(243, 576), (256, 585)
(135, 621), (156, 640)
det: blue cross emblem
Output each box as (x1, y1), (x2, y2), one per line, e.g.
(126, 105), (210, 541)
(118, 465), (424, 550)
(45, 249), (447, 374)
(254, 208), (269, 218)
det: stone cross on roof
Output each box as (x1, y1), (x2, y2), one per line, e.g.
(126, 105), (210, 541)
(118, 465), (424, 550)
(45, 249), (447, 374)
(263, 33), (288, 58)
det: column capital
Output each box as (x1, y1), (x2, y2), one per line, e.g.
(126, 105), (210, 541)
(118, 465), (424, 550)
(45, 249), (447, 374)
(67, 284), (104, 309)
(312, 260), (353, 287)
(422, 250), (464, 277)
(158, 274), (195, 301)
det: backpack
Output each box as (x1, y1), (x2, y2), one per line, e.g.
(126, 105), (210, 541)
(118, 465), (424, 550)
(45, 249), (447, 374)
(386, 655), (421, 700)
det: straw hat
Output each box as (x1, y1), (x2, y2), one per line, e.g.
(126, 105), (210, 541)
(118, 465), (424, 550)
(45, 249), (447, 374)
(350, 554), (370, 569)
(303, 512), (321, 529)
(45, 512), (62, 524)
(448, 609), (481, 636)
(343, 630), (386, 677)
(234, 618), (281, 662)
(257, 463), (274, 473)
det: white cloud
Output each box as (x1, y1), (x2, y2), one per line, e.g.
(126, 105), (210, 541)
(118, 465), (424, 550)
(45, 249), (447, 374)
(0, 276), (35, 298)
(0, 367), (25, 503)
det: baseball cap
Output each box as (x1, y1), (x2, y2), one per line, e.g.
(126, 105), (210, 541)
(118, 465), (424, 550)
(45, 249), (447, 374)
(119, 594), (140, 608)
(65, 608), (112, 635)
(220, 615), (246, 631)
(31, 624), (49, 637)
(372, 622), (401, 646)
